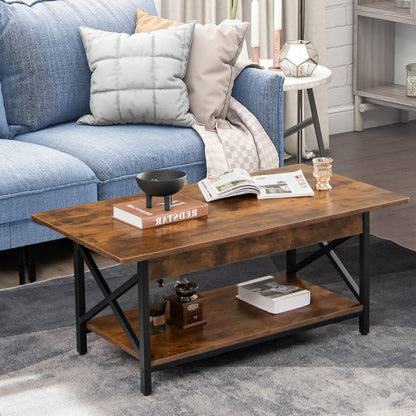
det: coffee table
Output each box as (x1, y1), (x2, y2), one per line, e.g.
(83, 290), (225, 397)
(32, 164), (408, 395)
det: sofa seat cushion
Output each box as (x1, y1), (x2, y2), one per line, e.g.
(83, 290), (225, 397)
(0, 140), (98, 225)
(0, 0), (157, 138)
(5, 219), (66, 251)
(16, 122), (206, 201)
(0, 223), (10, 251)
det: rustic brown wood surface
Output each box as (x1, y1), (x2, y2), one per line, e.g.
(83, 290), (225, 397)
(148, 214), (363, 280)
(32, 164), (408, 265)
(86, 273), (363, 367)
(30, 164), (408, 385)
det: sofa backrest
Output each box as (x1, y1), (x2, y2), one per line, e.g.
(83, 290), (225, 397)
(0, 0), (157, 139)
(0, 83), (9, 138)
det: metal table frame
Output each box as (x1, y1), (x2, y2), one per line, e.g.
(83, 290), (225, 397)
(260, 60), (332, 164)
(73, 212), (370, 396)
(284, 88), (326, 164)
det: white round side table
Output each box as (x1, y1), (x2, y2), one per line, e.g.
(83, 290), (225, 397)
(260, 59), (332, 164)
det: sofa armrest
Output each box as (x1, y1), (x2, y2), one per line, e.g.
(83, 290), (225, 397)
(232, 67), (284, 167)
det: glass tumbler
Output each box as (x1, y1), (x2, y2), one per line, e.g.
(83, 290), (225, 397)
(149, 298), (167, 334)
(313, 157), (333, 191)
(395, 0), (410, 8)
(406, 63), (416, 97)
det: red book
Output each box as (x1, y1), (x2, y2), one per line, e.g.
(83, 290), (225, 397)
(113, 194), (208, 229)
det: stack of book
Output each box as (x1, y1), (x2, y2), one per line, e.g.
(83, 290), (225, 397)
(113, 194), (208, 229)
(236, 275), (311, 314)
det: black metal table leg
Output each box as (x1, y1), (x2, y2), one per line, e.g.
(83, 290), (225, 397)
(284, 88), (326, 163)
(359, 212), (370, 335)
(286, 249), (297, 275)
(137, 261), (152, 395)
(72, 244), (150, 392)
(297, 90), (304, 164)
(306, 88), (325, 157)
(74, 243), (87, 354)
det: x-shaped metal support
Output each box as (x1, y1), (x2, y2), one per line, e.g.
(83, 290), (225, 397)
(74, 243), (152, 395)
(282, 212), (370, 334)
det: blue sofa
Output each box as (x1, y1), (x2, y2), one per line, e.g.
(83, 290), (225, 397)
(0, 0), (284, 283)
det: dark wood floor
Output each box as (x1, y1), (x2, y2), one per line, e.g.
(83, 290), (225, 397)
(321, 120), (415, 251)
(0, 121), (414, 289)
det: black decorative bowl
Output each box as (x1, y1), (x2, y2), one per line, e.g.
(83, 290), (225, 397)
(136, 169), (187, 211)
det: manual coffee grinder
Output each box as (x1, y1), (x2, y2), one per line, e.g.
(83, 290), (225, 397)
(167, 277), (206, 329)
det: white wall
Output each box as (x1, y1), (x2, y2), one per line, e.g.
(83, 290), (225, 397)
(325, 0), (355, 135)
(395, 23), (416, 85)
(324, 0), (405, 134)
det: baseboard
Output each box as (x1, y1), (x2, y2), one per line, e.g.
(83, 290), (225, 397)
(328, 105), (354, 135)
(328, 104), (415, 135)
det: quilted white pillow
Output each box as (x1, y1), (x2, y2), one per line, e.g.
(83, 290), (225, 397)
(77, 22), (196, 127)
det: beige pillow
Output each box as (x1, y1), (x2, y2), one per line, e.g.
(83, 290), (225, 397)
(135, 10), (249, 130)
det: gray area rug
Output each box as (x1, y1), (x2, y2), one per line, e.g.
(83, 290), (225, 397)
(1, 236), (415, 415)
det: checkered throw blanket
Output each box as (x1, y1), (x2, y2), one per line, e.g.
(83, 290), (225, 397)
(192, 65), (279, 177)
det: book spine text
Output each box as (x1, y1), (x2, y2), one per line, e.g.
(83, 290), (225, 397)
(143, 206), (208, 228)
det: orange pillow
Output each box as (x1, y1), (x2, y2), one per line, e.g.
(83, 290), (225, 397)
(135, 9), (180, 32)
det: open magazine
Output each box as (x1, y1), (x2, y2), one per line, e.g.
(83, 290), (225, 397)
(198, 168), (314, 202)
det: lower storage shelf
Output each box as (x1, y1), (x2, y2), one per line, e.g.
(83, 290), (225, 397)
(87, 273), (362, 368)
(357, 84), (416, 112)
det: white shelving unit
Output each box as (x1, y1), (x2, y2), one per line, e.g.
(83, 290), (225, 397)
(353, 0), (416, 130)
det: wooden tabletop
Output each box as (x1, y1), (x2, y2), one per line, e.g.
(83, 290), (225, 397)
(32, 165), (408, 264)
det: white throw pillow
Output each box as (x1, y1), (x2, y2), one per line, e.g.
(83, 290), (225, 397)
(77, 22), (196, 127)
(134, 10), (249, 130)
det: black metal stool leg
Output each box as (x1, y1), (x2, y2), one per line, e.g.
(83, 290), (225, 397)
(307, 88), (326, 157)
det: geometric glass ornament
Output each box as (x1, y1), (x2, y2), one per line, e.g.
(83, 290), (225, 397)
(279, 40), (318, 77)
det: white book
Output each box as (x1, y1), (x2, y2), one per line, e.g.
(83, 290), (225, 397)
(236, 275), (310, 315)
